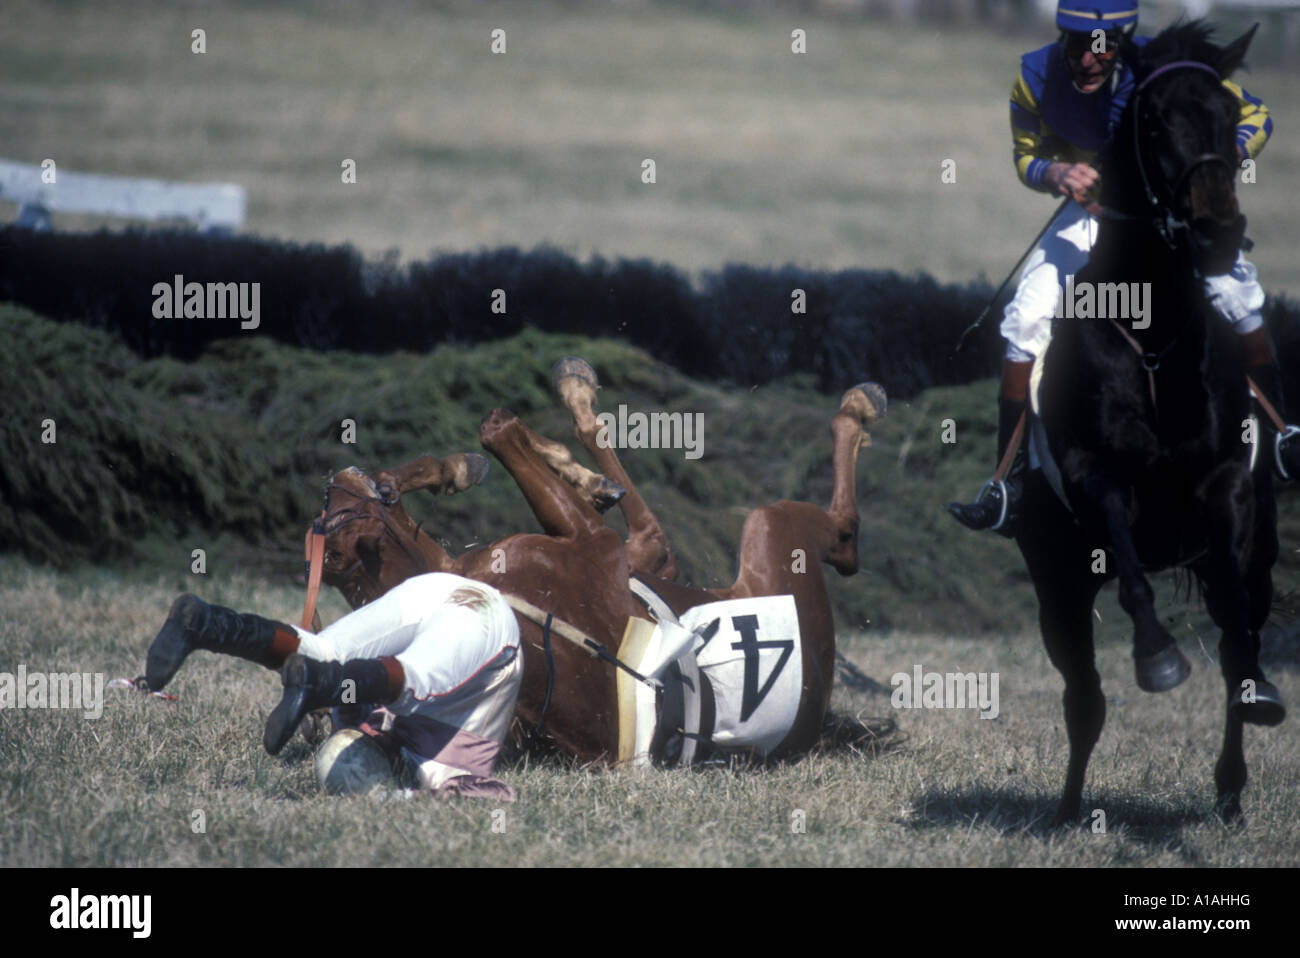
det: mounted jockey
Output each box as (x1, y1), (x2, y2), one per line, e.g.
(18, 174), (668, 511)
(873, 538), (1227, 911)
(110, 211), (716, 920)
(949, 0), (1300, 534)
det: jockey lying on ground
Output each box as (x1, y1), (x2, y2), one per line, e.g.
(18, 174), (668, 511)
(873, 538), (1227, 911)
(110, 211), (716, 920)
(145, 573), (522, 800)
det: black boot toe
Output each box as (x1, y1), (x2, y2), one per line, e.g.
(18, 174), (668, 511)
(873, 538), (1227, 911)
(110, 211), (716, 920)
(145, 594), (207, 692)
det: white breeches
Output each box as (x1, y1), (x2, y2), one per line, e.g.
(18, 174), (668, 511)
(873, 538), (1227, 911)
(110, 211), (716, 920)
(1000, 200), (1265, 362)
(292, 573), (522, 751)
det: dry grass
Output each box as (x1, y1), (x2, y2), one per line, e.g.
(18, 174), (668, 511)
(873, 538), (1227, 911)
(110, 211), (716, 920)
(2, 556), (1295, 867)
(3, 0), (1299, 291)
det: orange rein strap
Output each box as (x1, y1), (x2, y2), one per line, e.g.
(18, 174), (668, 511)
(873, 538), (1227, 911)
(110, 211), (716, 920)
(994, 409), (1027, 483)
(1247, 375), (1288, 433)
(301, 511), (325, 632)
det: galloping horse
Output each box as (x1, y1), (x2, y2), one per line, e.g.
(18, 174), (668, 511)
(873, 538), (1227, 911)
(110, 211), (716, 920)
(313, 358), (886, 764)
(1023, 22), (1285, 824)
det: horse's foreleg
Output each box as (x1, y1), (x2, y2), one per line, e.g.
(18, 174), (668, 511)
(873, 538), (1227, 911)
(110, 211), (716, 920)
(1079, 474), (1189, 692)
(1021, 504), (1106, 827)
(479, 409), (607, 541)
(552, 357), (679, 581)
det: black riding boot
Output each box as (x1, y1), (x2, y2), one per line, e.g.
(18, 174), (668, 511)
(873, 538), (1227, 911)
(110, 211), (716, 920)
(264, 654), (404, 755)
(146, 594), (299, 692)
(1248, 364), (1300, 481)
(947, 397), (1028, 537)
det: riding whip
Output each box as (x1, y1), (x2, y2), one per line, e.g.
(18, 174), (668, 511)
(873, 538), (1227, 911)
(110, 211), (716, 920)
(952, 197), (1071, 356)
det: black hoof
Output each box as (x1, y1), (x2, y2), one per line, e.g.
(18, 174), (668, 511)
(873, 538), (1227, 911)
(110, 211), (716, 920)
(1231, 678), (1286, 727)
(264, 655), (312, 756)
(592, 478), (627, 514)
(1215, 795), (1245, 826)
(145, 594), (206, 692)
(1134, 645), (1191, 693)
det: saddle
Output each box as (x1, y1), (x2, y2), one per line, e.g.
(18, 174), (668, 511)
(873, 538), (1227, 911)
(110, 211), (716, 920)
(620, 575), (803, 767)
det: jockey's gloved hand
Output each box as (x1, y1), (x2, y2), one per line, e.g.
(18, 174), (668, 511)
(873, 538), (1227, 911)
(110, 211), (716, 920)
(1044, 162), (1099, 205)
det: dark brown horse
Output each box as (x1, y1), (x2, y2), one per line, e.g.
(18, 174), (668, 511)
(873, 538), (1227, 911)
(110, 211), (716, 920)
(313, 358), (886, 763)
(1022, 22), (1285, 825)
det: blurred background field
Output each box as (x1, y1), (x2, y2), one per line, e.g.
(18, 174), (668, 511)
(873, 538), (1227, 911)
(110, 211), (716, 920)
(3, 0), (1298, 289)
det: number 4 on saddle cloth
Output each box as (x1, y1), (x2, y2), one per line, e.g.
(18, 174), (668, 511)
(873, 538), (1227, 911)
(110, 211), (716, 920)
(619, 578), (802, 767)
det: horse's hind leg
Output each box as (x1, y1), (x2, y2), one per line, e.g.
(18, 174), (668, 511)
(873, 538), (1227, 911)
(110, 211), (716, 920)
(479, 408), (608, 541)
(1079, 474), (1190, 692)
(552, 357), (679, 580)
(1198, 465), (1285, 821)
(727, 381), (886, 596)
(824, 383), (887, 574)
(525, 431), (627, 514)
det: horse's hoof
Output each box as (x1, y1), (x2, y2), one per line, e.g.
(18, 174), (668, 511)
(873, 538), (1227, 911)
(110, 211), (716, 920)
(591, 477), (627, 514)
(460, 453), (490, 490)
(552, 357), (600, 393)
(1215, 796), (1245, 826)
(841, 382), (887, 426)
(1231, 678), (1286, 727)
(1134, 645), (1192, 693)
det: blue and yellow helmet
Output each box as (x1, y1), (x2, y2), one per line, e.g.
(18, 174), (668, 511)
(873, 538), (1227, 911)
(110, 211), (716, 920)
(1056, 1), (1138, 35)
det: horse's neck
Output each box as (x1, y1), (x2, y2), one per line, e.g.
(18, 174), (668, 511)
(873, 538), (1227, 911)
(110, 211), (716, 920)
(1091, 224), (1208, 334)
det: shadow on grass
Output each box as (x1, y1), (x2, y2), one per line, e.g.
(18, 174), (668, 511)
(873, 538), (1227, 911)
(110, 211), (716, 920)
(495, 707), (904, 773)
(904, 783), (1223, 856)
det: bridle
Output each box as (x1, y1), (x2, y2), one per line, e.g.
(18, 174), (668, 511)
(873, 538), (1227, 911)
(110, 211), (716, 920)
(1096, 62), (1246, 424)
(319, 480), (434, 605)
(1119, 59), (1237, 252)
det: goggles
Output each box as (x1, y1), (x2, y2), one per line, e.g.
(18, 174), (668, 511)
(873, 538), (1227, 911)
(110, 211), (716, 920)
(1062, 31), (1121, 62)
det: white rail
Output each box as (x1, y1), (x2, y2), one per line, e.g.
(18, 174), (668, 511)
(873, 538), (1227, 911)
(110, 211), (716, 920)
(0, 159), (244, 234)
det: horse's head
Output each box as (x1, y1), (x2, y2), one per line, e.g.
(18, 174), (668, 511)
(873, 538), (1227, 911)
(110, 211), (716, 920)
(1113, 21), (1257, 274)
(318, 454), (490, 609)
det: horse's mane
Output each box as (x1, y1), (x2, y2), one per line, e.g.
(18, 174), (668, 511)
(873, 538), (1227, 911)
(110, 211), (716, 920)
(1125, 18), (1252, 82)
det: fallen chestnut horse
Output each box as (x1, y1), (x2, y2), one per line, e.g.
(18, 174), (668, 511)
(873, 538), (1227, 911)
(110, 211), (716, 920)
(310, 358), (886, 764)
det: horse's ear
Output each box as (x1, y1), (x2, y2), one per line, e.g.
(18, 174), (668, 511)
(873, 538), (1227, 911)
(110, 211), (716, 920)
(1216, 23), (1258, 78)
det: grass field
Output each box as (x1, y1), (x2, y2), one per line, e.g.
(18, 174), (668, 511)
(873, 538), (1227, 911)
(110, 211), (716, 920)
(4, 0), (1299, 291)
(1, 557), (1296, 867)
(3, 1), (1299, 870)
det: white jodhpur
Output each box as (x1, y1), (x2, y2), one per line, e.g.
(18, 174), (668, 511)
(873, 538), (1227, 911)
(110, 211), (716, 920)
(1000, 200), (1264, 363)
(293, 572), (523, 798)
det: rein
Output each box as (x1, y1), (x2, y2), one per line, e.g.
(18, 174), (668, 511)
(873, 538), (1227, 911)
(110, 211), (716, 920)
(1103, 60), (1236, 253)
